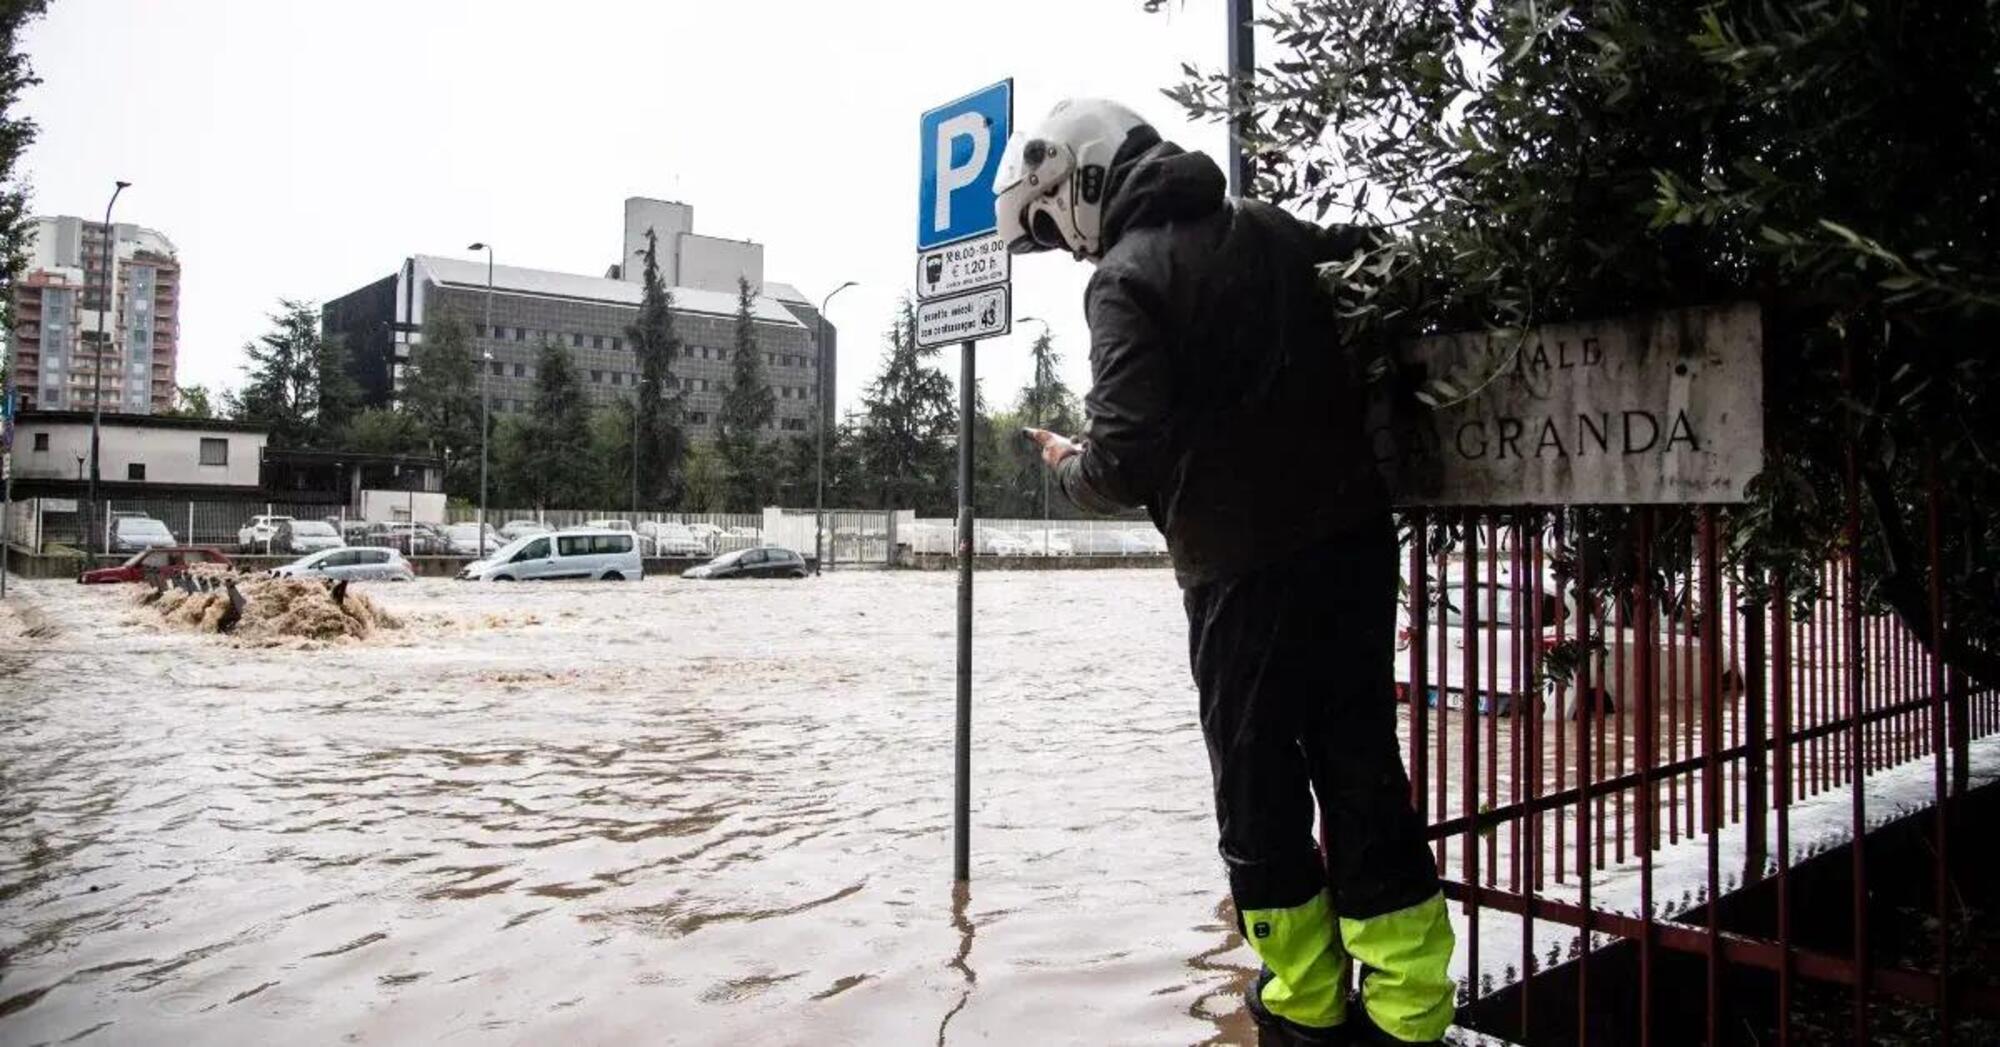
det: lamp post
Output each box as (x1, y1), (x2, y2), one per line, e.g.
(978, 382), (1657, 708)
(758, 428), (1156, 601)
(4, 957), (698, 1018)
(86, 180), (130, 555)
(813, 280), (857, 576)
(1017, 316), (1054, 552)
(468, 242), (494, 557)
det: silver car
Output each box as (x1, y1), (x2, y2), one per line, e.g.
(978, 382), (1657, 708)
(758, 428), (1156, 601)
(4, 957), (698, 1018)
(271, 546), (416, 582)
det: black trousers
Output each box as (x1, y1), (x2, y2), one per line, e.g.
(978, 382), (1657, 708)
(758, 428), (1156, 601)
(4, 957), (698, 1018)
(1184, 533), (1439, 921)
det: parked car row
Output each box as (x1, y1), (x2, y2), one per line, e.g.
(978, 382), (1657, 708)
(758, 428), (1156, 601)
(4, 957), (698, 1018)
(902, 524), (1166, 557)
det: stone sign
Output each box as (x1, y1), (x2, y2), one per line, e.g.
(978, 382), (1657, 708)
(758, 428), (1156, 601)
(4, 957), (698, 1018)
(1369, 302), (1764, 505)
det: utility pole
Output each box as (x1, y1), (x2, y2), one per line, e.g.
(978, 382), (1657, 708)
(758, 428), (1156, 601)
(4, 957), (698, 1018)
(468, 242), (494, 557)
(1226, 0), (1255, 199)
(86, 180), (130, 557)
(813, 281), (857, 576)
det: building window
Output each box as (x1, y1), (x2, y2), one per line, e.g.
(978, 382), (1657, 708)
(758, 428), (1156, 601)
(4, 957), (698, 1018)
(32, 433), (49, 452)
(475, 324), (487, 338)
(592, 335), (604, 349)
(571, 332), (583, 347)
(591, 370), (603, 383)
(611, 337), (623, 351)
(513, 363), (526, 377)
(688, 411), (708, 425)
(199, 437), (228, 466)
(610, 372), (623, 386)
(513, 327), (525, 341)
(127, 463), (146, 481)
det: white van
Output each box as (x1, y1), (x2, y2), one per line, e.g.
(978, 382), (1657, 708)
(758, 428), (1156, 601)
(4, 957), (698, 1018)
(458, 528), (643, 582)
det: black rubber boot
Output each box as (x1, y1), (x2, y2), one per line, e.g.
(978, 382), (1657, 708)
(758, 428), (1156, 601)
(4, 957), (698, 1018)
(1245, 968), (1351, 1046)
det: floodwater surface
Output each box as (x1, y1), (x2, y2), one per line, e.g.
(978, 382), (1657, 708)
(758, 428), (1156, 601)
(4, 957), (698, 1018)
(0, 570), (1265, 1045)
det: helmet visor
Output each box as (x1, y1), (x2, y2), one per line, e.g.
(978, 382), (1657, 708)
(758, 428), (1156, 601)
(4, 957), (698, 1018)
(995, 134), (1075, 254)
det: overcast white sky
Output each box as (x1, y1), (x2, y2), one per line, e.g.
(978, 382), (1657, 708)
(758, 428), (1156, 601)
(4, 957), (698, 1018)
(18, 0), (1235, 419)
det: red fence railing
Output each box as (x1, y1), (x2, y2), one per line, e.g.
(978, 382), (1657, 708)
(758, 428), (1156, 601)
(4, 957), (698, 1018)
(1394, 503), (1997, 1045)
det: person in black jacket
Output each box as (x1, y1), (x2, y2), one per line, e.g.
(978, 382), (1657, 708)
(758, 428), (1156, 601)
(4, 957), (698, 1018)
(995, 99), (1455, 1045)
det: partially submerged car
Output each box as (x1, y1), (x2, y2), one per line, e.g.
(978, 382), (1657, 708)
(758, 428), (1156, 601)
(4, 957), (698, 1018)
(271, 546), (415, 582)
(683, 545), (809, 580)
(107, 515), (179, 554)
(274, 518), (345, 555)
(458, 528), (642, 582)
(80, 546), (234, 585)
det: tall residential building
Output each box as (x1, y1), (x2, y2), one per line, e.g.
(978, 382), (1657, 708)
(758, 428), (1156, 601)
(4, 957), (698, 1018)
(6, 216), (181, 415)
(323, 198), (836, 443)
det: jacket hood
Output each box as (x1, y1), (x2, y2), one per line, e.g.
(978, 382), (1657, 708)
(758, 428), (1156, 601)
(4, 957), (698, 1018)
(1101, 141), (1226, 251)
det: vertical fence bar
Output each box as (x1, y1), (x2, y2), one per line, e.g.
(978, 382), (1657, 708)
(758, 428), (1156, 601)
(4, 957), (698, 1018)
(1510, 514), (1524, 892)
(1460, 514), (1480, 1012)
(1531, 521), (1546, 891)
(1842, 348), (1869, 1043)
(1729, 575), (1742, 823)
(1436, 525), (1451, 875)
(1519, 512), (1539, 1035)
(1573, 508), (1593, 1046)
(1555, 512), (1568, 886)
(1615, 564), (1628, 865)
(1744, 577), (1769, 884)
(1668, 543), (1681, 845)
(1486, 517), (1501, 888)
(1634, 508), (1656, 1047)
(1699, 507), (1722, 1047)
(1773, 571), (1794, 1047)
(1926, 466), (1952, 1043)
(1410, 511), (1429, 820)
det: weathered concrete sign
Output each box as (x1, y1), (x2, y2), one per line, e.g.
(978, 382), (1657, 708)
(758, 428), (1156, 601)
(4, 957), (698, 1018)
(1370, 302), (1764, 505)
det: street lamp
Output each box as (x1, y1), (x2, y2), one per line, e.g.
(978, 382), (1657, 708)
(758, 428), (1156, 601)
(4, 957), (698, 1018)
(1018, 315), (1054, 551)
(468, 242), (494, 557)
(814, 280), (858, 576)
(86, 179), (129, 555)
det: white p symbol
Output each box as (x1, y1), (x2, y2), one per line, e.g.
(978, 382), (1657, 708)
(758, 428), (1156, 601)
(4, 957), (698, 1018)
(933, 112), (989, 232)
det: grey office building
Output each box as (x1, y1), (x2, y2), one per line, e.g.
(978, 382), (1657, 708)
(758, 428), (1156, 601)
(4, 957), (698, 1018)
(324, 198), (836, 442)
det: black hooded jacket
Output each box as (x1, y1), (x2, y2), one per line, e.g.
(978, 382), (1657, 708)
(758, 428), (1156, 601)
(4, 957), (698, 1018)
(1055, 142), (1390, 587)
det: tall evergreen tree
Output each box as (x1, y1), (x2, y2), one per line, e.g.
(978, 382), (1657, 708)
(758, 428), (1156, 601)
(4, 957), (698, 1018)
(716, 275), (777, 510)
(400, 310), (479, 488)
(626, 228), (687, 506)
(519, 337), (591, 507)
(1009, 329), (1083, 519)
(236, 300), (347, 447)
(855, 298), (957, 512)
(0, 2), (47, 341)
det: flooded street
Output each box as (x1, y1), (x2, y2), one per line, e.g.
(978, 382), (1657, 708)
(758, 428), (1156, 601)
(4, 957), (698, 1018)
(0, 570), (1265, 1045)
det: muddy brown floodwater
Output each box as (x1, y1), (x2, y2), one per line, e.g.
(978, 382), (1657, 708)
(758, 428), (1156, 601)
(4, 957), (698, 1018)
(0, 570), (1271, 1046)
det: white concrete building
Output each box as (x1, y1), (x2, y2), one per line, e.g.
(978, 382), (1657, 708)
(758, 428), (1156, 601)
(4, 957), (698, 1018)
(10, 411), (265, 493)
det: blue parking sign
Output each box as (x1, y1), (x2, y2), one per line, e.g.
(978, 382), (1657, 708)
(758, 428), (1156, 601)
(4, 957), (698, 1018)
(918, 79), (1012, 250)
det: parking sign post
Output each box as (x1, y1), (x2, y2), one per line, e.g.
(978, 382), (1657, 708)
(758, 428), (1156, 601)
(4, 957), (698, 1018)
(919, 79), (1012, 883)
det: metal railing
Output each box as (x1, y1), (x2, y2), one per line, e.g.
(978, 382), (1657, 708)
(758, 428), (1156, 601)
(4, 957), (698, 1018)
(1403, 506), (1996, 1044)
(906, 516), (1168, 557)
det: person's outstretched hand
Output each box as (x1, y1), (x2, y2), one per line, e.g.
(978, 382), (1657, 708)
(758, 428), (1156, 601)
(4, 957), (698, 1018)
(1024, 428), (1084, 469)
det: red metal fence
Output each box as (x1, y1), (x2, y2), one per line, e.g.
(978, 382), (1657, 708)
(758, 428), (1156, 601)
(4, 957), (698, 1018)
(1395, 503), (1997, 1044)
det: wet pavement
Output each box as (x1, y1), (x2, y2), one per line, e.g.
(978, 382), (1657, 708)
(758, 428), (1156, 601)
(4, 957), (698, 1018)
(0, 570), (1266, 1045)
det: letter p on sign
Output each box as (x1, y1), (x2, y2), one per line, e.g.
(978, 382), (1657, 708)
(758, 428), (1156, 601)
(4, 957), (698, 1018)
(918, 80), (1013, 250)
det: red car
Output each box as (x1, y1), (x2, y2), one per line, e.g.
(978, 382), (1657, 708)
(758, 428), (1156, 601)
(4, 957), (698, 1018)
(79, 546), (236, 585)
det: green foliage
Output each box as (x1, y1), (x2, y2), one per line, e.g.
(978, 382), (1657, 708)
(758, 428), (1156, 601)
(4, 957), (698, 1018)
(1163, 0), (2000, 680)
(495, 338), (593, 508)
(399, 309), (479, 493)
(681, 442), (729, 513)
(235, 300), (350, 448)
(853, 298), (959, 513)
(716, 275), (777, 510)
(585, 400), (641, 512)
(0, 1), (46, 341)
(340, 406), (422, 456)
(627, 229), (687, 506)
(164, 384), (217, 420)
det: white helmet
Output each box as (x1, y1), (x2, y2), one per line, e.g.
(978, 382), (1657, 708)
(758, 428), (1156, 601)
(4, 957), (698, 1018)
(995, 99), (1156, 260)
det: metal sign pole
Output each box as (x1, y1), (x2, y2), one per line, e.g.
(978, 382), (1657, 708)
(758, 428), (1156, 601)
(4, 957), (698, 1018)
(2, 457), (12, 598)
(954, 337), (975, 883)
